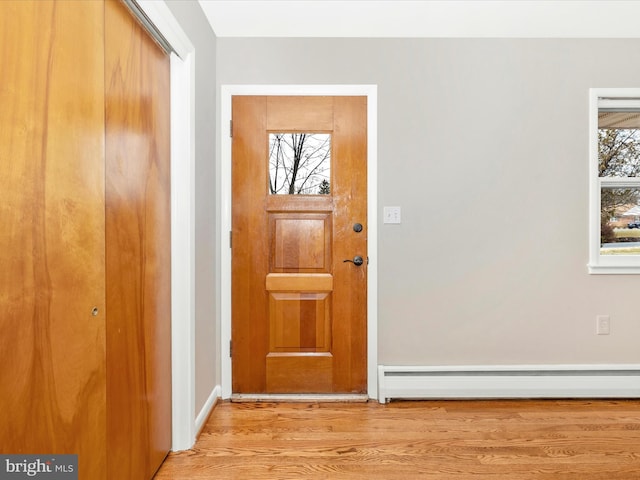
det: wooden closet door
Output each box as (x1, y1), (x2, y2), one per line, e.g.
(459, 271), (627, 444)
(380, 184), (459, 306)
(0, 1), (107, 479)
(105, 0), (172, 478)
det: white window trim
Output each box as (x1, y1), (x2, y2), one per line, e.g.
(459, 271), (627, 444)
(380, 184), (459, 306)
(589, 88), (640, 274)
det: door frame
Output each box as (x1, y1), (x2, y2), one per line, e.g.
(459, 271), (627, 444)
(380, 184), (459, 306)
(220, 85), (378, 399)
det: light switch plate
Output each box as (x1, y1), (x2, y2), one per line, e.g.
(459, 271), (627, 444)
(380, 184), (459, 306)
(383, 206), (401, 224)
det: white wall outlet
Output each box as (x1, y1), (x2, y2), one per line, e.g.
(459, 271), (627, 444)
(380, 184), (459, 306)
(383, 206), (401, 224)
(596, 315), (610, 335)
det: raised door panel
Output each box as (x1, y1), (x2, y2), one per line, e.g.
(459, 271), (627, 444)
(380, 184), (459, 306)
(105, 0), (172, 478)
(270, 213), (332, 272)
(0, 2), (107, 478)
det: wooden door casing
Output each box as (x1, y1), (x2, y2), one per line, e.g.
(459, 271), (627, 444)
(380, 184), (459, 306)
(0, 1), (107, 478)
(232, 96), (367, 394)
(105, 0), (172, 477)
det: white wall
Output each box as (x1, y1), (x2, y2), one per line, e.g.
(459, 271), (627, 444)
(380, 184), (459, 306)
(217, 38), (640, 367)
(164, 0), (218, 414)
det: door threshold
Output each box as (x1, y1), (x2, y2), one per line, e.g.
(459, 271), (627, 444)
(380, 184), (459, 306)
(231, 393), (369, 403)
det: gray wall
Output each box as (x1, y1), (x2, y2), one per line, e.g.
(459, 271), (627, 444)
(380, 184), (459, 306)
(218, 38), (640, 366)
(165, 0), (218, 413)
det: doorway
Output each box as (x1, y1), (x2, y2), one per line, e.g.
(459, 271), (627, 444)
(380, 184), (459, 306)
(220, 85), (378, 399)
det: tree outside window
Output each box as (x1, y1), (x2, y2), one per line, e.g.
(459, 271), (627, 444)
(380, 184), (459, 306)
(268, 133), (331, 195)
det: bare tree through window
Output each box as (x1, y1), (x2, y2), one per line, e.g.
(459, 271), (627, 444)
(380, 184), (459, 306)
(269, 133), (331, 195)
(599, 126), (640, 249)
(600, 129), (640, 222)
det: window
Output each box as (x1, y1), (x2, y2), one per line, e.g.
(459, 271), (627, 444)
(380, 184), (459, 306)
(589, 89), (640, 273)
(268, 133), (331, 195)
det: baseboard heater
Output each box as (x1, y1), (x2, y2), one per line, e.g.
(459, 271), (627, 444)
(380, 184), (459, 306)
(378, 364), (640, 403)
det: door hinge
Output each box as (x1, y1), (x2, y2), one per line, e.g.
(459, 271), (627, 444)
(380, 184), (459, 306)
(229, 340), (232, 358)
(229, 119), (233, 137)
(229, 230), (232, 248)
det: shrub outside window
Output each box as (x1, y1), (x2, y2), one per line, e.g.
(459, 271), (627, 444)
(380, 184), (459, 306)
(589, 89), (640, 274)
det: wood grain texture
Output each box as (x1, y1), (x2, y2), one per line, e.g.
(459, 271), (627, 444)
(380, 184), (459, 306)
(105, 0), (171, 478)
(155, 399), (640, 480)
(266, 355), (333, 393)
(1, 3), (170, 478)
(266, 194), (333, 212)
(271, 214), (331, 272)
(331, 96), (368, 393)
(266, 274), (333, 291)
(266, 96), (334, 131)
(269, 292), (331, 351)
(0, 2), (107, 478)
(232, 96), (270, 393)
(232, 96), (367, 394)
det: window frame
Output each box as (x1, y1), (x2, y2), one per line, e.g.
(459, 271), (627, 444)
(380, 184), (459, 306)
(589, 88), (640, 274)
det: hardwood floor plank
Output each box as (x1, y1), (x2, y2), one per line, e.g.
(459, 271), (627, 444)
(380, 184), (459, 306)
(154, 399), (640, 479)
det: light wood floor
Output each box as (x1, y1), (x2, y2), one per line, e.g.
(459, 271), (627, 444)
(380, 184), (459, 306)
(154, 399), (640, 479)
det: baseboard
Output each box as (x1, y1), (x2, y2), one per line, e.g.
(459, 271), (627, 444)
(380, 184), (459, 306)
(195, 385), (221, 437)
(378, 364), (640, 403)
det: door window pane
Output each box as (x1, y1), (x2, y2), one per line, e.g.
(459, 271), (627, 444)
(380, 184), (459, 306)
(269, 133), (331, 195)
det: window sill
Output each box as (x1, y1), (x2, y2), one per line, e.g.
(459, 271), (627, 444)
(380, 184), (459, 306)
(588, 263), (640, 274)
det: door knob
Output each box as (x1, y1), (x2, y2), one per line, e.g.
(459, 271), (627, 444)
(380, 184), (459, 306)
(343, 255), (364, 266)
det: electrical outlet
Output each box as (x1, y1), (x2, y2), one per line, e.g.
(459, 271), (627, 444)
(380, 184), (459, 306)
(596, 315), (610, 335)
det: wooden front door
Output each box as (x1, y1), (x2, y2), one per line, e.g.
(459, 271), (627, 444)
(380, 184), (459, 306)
(232, 96), (367, 394)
